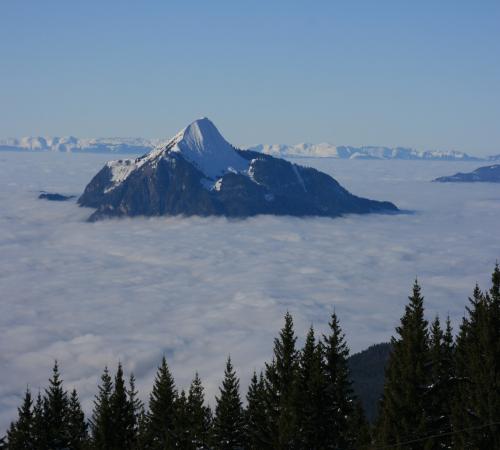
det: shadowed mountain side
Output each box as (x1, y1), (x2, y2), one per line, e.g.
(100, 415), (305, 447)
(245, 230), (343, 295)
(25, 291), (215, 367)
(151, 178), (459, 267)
(434, 164), (500, 183)
(348, 342), (392, 422)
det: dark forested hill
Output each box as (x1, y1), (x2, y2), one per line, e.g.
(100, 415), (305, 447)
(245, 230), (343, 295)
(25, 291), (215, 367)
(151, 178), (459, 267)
(348, 342), (392, 422)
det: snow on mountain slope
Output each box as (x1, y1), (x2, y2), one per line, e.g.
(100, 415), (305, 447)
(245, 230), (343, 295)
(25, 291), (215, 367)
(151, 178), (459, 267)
(168, 117), (249, 179)
(249, 143), (480, 161)
(102, 118), (250, 193)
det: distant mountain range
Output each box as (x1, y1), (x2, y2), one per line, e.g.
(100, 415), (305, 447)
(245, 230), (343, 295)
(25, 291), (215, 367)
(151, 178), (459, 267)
(0, 136), (160, 154)
(249, 143), (485, 161)
(1, 136), (496, 161)
(78, 118), (398, 221)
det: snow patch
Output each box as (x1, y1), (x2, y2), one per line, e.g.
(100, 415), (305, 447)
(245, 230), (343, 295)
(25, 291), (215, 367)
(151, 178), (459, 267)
(104, 159), (138, 193)
(214, 178), (223, 191)
(167, 118), (249, 180)
(292, 165), (307, 192)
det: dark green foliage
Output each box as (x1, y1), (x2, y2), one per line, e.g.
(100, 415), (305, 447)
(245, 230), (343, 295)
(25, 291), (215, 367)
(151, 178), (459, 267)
(323, 311), (357, 449)
(452, 265), (500, 449)
(43, 361), (71, 449)
(91, 367), (114, 449)
(186, 373), (212, 449)
(128, 373), (144, 448)
(32, 392), (45, 449)
(377, 280), (430, 449)
(110, 363), (136, 449)
(348, 342), (392, 422)
(145, 356), (178, 449)
(7, 388), (35, 449)
(349, 399), (371, 450)
(296, 326), (327, 449)
(245, 371), (269, 449)
(212, 356), (244, 450)
(173, 390), (191, 449)
(264, 312), (299, 449)
(67, 389), (88, 450)
(424, 316), (454, 450)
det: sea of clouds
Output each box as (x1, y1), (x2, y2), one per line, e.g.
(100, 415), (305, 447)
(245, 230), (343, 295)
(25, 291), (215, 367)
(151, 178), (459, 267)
(1, 153), (499, 431)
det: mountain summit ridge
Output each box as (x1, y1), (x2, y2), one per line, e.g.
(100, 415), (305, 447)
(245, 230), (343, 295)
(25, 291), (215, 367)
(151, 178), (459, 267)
(78, 118), (398, 221)
(165, 117), (249, 179)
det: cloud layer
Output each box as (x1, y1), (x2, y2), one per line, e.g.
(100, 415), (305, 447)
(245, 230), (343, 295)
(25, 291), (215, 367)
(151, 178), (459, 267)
(1, 153), (499, 431)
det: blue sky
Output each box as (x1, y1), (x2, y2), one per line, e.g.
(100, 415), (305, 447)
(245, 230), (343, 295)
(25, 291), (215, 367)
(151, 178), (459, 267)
(1, 0), (499, 154)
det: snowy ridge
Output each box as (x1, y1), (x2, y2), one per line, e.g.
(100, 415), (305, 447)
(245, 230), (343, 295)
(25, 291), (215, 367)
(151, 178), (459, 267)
(103, 118), (250, 193)
(167, 117), (249, 179)
(0, 136), (159, 154)
(249, 143), (481, 161)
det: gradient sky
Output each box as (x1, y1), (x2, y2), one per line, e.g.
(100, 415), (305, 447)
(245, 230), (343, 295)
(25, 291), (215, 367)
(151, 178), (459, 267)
(1, 0), (499, 154)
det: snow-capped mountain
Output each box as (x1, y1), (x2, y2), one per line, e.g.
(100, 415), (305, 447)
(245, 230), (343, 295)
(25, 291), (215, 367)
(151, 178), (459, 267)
(433, 164), (500, 183)
(78, 118), (398, 221)
(1, 135), (490, 161)
(249, 143), (481, 161)
(0, 136), (158, 154)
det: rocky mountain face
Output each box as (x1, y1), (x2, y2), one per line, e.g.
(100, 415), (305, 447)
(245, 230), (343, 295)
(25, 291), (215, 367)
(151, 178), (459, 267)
(78, 118), (398, 221)
(433, 164), (500, 183)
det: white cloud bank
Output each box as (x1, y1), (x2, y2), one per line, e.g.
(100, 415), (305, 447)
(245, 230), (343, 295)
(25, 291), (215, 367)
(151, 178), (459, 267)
(0, 153), (499, 431)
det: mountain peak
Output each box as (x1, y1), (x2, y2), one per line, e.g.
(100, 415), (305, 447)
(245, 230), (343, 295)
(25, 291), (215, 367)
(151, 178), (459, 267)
(177, 117), (226, 151)
(78, 118), (399, 221)
(165, 117), (249, 180)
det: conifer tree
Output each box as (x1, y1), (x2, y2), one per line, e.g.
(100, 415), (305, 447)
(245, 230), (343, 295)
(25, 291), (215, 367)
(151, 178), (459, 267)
(349, 399), (371, 450)
(128, 373), (144, 448)
(296, 326), (327, 450)
(488, 263), (500, 446)
(145, 356), (178, 449)
(212, 356), (244, 450)
(109, 363), (135, 449)
(173, 389), (191, 449)
(136, 406), (150, 450)
(264, 312), (299, 449)
(7, 387), (34, 449)
(322, 311), (357, 449)
(32, 391), (45, 449)
(377, 280), (430, 449)
(43, 361), (70, 449)
(67, 389), (88, 450)
(187, 372), (212, 449)
(245, 371), (269, 450)
(425, 316), (454, 449)
(91, 367), (114, 450)
(453, 266), (500, 448)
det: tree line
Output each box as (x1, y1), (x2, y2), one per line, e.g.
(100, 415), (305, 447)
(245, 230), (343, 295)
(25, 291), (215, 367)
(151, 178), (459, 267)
(3, 264), (500, 449)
